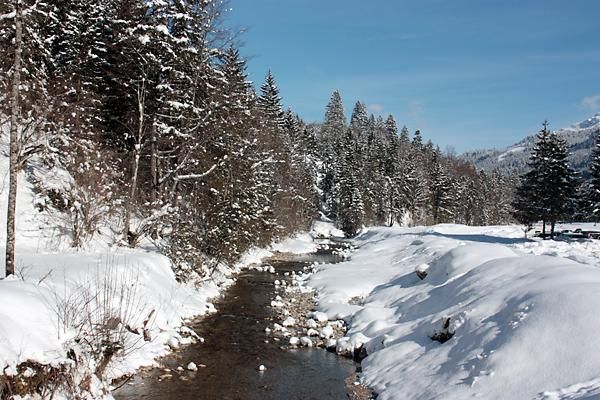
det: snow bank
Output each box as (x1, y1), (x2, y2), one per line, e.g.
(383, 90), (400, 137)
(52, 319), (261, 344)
(306, 224), (600, 400)
(0, 144), (326, 397)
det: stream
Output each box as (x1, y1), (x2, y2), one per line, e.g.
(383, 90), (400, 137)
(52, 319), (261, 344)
(114, 242), (360, 399)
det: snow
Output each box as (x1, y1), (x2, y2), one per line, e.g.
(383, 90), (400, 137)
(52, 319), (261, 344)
(0, 139), (321, 397)
(303, 224), (600, 400)
(186, 362), (198, 372)
(497, 145), (525, 161)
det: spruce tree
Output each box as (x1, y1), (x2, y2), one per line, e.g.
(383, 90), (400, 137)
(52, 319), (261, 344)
(336, 128), (364, 236)
(589, 133), (600, 217)
(257, 70), (286, 130)
(319, 90), (346, 217)
(513, 122), (576, 238)
(429, 151), (455, 224)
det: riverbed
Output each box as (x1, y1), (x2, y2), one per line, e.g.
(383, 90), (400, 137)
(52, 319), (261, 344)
(114, 245), (362, 399)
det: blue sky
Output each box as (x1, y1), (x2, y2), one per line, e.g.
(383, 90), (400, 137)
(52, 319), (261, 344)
(225, 0), (600, 152)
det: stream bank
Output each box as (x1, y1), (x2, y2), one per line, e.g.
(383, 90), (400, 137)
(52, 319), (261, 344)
(114, 240), (373, 399)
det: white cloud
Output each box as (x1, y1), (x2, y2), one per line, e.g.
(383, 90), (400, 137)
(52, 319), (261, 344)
(581, 94), (600, 111)
(367, 103), (385, 115)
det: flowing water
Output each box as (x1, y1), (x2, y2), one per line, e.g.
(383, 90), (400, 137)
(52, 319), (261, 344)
(114, 242), (359, 399)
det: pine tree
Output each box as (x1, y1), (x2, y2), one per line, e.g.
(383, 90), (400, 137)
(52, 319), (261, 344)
(513, 122), (576, 238)
(429, 151), (455, 224)
(412, 129), (423, 150)
(589, 133), (600, 217)
(321, 90), (346, 156)
(257, 70), (285, 130)
(337, 129), (364, 236)
(319, 91), (346, 217)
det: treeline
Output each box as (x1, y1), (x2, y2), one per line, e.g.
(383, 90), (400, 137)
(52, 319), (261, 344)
(1, 0), (523, 280)
(0, 0), (318, 279)
(316, 91), (515, 235)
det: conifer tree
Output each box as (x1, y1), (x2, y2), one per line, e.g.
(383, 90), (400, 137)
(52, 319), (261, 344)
(589, 133), (600, 217)
(337, 129), (364, 236)
(319, 91), (347, 217)
(321, 90), (346, 156)
(258, 70), (286, 130)
(429, 151), (455, 224)
(513, 122), (576, 238)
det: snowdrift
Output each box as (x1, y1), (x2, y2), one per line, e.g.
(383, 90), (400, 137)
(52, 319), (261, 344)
(306, 225), (600, 400)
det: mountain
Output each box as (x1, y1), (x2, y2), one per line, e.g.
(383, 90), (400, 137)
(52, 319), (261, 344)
(462, 113), (600, 176)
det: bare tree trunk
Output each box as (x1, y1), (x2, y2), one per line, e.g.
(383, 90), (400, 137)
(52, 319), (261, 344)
(123, 149), (140, 246)
(123, 79), (145, 247)
(5, 0), (23, 278)
(149, 125), (158, 239)
(542, 219), (546, 240)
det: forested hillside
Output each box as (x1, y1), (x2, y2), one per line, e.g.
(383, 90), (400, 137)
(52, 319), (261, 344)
(0, 0), (517, 283)
(462, 113), (600, 175)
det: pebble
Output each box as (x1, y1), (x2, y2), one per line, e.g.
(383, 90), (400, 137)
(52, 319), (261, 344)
(258, 364), (266, 371)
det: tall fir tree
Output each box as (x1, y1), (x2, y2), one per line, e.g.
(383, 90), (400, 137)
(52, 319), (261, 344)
(513, 122), (576, 238)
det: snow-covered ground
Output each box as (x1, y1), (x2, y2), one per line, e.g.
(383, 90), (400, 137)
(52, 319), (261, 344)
(0, 149), (319, 397)
(304, 224), (600, 400)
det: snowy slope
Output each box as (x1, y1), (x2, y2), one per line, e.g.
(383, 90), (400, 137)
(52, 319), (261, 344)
(462, 113), (600, 174)
(304, 225), (600, 400)
(0, 127), (321, 397)
(0, 148), (224, 396)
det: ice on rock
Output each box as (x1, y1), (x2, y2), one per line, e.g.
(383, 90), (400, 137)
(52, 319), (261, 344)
(289, 336), (300, 346)
(282, 316), (296, 327)
(300, 337), (313, 347)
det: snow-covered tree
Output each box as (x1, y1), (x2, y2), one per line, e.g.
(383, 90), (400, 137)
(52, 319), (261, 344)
(589, 133), (600, 217)
(513, 122), (576, 238)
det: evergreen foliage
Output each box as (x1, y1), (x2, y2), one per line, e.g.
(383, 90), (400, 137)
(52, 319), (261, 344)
(0, 0), (556, 279)
(513, 122), (577, 238)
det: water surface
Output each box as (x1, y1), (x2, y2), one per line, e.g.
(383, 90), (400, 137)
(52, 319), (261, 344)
(114, 247), (358, 400)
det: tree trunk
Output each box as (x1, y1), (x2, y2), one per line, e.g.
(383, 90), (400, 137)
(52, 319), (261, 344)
(123, 148), (140, 247)
(5, 0), (23, 278)
(550, 220), (556, 240)
(123, 79), (145, 247)
(542, 220), (546, 240)
(149, 125), (158, 239)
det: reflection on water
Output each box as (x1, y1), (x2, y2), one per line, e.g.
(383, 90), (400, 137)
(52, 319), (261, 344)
(114, 246), (357, 400)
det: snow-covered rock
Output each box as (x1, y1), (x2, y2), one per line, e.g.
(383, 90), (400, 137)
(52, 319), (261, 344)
(311, 311), (328, 323)
(319, 324), (334, 339)
(186, 362), (198, 372)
